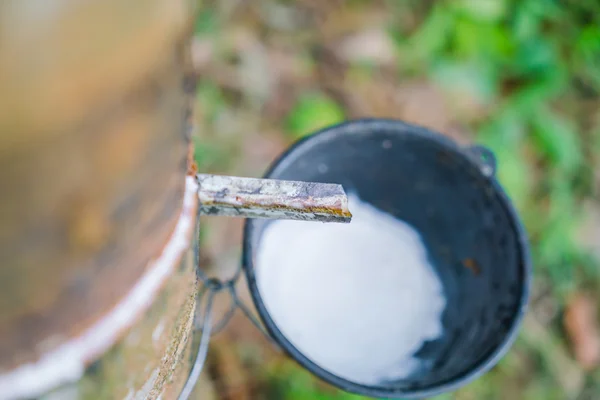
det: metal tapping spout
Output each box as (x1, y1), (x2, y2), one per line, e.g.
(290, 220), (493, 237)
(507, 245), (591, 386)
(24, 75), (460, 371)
(196, 174), (352, 223)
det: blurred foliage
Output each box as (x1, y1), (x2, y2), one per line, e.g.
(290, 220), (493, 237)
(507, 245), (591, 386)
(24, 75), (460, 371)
(193, 0), (600, 398)
(286, 93), (346, 139)
(265, 360), (366, 400)
(391, 0), (600, 296)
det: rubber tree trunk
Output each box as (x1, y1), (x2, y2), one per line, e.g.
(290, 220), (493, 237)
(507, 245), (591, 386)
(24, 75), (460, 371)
(0, 1), (206, 399)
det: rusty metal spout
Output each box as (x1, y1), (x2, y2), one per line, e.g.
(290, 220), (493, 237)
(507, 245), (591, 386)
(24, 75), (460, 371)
(196, 174), (352, 223)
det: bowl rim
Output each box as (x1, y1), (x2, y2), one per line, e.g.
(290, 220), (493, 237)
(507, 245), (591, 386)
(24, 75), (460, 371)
(242, 118), (532, 399)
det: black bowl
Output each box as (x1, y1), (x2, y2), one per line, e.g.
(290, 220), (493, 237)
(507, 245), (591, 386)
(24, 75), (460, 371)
(242, 119), (531, 399)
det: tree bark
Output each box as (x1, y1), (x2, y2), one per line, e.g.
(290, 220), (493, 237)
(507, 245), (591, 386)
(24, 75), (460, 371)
(0, 1), (207, 398)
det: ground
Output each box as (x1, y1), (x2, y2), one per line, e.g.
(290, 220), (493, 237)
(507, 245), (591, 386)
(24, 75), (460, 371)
(191, 1), (600, 399)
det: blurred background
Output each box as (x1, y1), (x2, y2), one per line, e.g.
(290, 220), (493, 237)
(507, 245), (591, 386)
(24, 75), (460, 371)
(191, 0), (600, 399)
